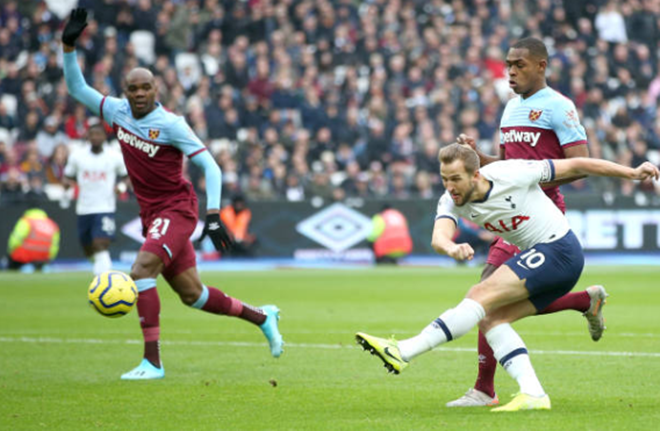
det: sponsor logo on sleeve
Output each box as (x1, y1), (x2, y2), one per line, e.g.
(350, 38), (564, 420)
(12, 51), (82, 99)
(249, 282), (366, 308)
(563, 109), (580, 128)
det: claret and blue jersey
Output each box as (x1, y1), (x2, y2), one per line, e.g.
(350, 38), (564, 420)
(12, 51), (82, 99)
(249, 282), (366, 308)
(62, 50), (221, 215)
(500, 86), (588, 212)
(99, 97), (207, 211)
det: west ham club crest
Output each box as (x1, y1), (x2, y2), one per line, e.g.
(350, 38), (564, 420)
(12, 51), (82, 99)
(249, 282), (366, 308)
(148, 129), (160, 140)
(528, 109), (543, 122)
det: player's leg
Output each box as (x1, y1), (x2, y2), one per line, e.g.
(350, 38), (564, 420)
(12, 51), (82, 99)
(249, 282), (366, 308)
(538, 286), (608, 341)
(163, 243), (283, 358)
(447, 262), (501, 407)
(91, 238), (112, 274)
(121, 250), (165, 380)
(451, 238), (517, 405)
(90, 213), (115, 275)
(357, 264), (529, 373)
(77, 214), (95, 266)
(478, 300), (550, 411)
(489, 232), (584, 411)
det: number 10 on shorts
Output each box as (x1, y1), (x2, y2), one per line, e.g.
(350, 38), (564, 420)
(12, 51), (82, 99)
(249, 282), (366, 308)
(516, 248), (546, 270)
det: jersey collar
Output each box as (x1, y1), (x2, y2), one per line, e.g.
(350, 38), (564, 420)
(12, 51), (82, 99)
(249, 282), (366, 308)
(472, 180), (494, 203)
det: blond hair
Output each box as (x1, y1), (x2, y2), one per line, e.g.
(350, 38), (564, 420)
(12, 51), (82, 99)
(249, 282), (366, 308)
(438, 143), (480, 174)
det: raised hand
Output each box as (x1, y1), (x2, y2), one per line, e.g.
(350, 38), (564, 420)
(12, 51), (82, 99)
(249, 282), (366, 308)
(62, 8), (88, 47)
(456, 134), (477, 150)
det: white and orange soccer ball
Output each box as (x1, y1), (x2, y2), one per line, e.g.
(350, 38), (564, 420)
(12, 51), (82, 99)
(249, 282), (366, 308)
(88, 271), (138, 318)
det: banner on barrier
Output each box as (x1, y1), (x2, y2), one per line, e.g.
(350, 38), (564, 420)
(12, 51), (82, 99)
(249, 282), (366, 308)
(1, 196), (659, 259)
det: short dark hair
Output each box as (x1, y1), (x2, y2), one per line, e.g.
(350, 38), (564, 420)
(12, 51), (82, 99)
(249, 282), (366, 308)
(511, 37), (548, 61)
(438, 143), (480, 174)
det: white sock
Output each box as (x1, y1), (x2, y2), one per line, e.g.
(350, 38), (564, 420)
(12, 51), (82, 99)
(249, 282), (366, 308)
(485, 323), (545, 397)
(399, 298), (485, 361)
(93, 250), (112, 275)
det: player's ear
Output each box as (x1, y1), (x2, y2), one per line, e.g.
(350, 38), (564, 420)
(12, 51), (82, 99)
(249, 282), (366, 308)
(538, 58), (547, 73)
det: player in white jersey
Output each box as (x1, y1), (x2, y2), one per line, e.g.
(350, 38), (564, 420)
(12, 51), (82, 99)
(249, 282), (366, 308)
(63, 122), (128, 275)
(450, 37), (605, 408)
(356, 144), (658, 412)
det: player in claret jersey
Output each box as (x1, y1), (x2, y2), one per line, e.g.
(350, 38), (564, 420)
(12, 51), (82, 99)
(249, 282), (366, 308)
(448, 37), (608, 407)
(61, 9), (283, 380)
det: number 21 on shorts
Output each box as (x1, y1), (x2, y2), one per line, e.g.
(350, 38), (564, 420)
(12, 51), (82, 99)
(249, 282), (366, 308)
(516, 248), (545, 270)
(149, 217), (170, 240)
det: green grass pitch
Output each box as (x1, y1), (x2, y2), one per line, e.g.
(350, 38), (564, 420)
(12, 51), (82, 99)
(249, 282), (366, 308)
(1, 266), (659, 430)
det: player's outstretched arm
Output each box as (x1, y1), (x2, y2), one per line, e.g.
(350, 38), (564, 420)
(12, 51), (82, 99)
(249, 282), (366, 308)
(189, 150), (235, 252)
(551, 158), (660, 182)
(432, 217), (474, 261)
(539, 144), (589, 188)
(61, 8), (104, 115)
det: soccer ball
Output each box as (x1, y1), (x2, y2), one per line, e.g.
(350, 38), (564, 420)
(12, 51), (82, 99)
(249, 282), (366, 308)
(88, 271), (138, 318)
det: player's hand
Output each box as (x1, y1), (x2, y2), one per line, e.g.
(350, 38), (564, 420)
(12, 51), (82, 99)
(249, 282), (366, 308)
(62, 8), (88, 47)
(632, 162), (660, 182)
(447, 243), (475, 261)
(201, 213), (235, 252)
(456, 134), (476, 150)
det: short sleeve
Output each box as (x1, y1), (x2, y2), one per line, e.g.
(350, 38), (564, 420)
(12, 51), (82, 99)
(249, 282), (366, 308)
(435, 192), (458, 225)
(501, 159), (554, 185)
(552, 99), (587, 147)
(168, 118), (207, 157)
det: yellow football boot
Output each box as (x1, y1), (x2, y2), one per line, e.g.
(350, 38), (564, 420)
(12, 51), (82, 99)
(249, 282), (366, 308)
(491, 393), (551, 412)
(355, 332), (409, 374)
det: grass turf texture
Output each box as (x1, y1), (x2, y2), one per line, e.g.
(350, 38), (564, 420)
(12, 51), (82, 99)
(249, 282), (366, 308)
(1, 267), (659, 430)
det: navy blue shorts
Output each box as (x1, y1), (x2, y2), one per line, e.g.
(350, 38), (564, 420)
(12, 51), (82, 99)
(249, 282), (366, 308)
(77, 213), (116, 246)
(504, 230), (584, 311)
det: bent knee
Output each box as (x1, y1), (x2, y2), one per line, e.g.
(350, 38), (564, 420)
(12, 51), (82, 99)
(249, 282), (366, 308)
(466, 282), (488, 303)
(130, 261), (159, 280)
(179, 290), (199, 306)
(478, 315), (508, 333)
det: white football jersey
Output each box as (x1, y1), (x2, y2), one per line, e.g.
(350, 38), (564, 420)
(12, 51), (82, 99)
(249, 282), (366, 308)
(436, 159), (570, 251)
(64, 146), (127, 215)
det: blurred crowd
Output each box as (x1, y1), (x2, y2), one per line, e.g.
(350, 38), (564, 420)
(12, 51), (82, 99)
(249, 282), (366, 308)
(1, 0), (660, 205)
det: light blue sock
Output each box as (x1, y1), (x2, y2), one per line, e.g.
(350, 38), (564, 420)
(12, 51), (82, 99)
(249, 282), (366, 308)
(135, 278), (157, 292)
(191, 285), (209, 309)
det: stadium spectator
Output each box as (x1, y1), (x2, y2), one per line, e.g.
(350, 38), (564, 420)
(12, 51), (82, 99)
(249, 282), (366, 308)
(0, 0), (658, 201)
(220, 194), (257, 257)
(45, 144), (69, 185)
(36, 116), (67, 159)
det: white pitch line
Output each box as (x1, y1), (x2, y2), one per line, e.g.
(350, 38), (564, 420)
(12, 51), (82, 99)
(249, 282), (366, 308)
(1, 336), (659, 358)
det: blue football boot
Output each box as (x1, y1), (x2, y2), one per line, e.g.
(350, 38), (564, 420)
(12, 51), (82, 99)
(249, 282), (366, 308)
(260, 305), (284, 358)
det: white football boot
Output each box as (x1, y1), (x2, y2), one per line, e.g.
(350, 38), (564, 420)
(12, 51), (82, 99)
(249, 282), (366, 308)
(446, 388), (499, 407)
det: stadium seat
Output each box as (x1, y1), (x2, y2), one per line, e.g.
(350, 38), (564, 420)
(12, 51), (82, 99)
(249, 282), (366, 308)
(1, 94), (17, 117)
(175, 53), (202, 89)
(0, 127), (13, 147)
(129, 31), (156, 65)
